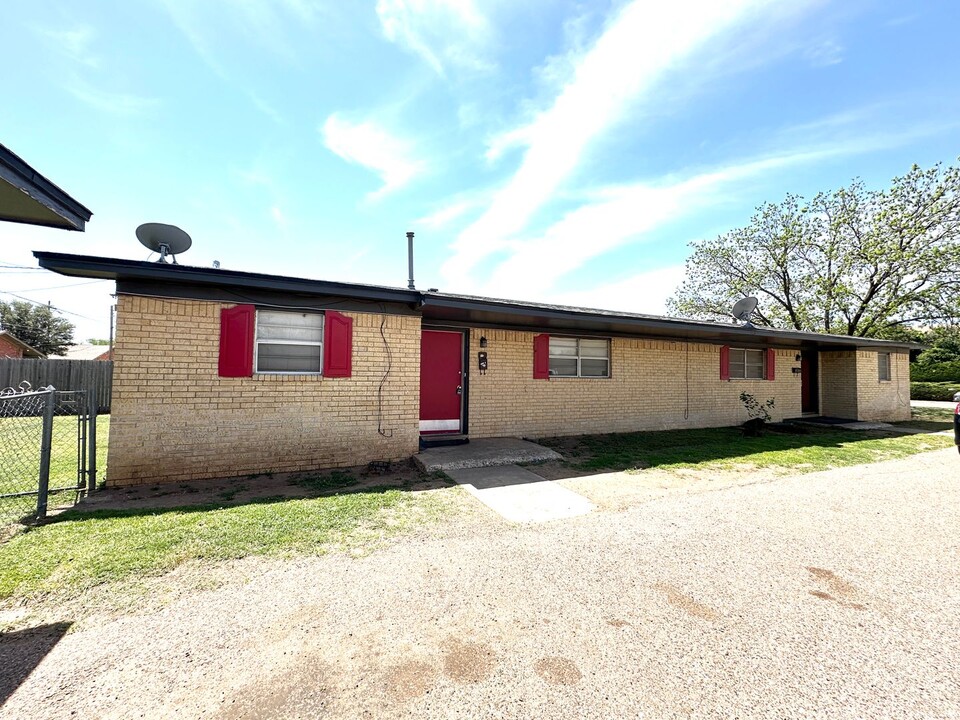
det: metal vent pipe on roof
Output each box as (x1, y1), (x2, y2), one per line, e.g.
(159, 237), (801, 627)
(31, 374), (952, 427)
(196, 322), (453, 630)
(406, 231), (416, 290)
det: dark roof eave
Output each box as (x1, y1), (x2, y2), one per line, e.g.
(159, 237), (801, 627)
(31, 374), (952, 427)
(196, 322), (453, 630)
(0, 144), (93, 231)
(33, 251), (422, 305)
(420, 295), (920, 351)
(32, 251), (919, 351)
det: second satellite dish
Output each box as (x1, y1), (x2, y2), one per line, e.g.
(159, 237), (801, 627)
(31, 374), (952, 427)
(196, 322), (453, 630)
(731, 296), (758, 325)
(137, 223), (192, 264)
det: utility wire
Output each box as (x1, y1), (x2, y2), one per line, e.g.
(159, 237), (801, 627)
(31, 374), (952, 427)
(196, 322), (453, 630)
(0, 290), (97, 320)
(11, 279), (109, 292)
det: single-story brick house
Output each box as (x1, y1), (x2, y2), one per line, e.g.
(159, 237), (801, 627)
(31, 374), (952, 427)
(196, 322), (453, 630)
(35, 252), (914, 486)
(0, 330), (45, 359)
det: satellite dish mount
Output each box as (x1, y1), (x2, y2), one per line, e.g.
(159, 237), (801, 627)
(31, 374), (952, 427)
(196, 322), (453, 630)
(731, 296), (759, 328)
(136, 223), (192, 264)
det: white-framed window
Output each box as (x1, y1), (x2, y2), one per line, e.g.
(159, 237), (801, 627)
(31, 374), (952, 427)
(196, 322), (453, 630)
(878, 352), (891, 381)
(549, 337), (610, 378)
(255, 310), (324, 374)
(729, 348), (765, 379)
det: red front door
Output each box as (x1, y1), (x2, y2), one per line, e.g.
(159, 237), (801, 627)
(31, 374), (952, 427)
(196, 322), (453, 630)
(420, 330), (463, 434)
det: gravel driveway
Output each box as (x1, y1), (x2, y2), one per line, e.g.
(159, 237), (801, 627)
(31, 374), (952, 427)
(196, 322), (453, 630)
(3, 449), (959, 719)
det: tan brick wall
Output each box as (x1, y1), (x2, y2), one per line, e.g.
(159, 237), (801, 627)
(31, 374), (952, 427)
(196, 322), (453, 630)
(819, 351), (859, 419)
(467, 329), (802, 438)
(106, 295), (420, 485)
(855, 350), (911, 421)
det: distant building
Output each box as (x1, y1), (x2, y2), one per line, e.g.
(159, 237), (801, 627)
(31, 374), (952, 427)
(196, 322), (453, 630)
(53, 343), (112, 361)
(0, 330), (46, 359)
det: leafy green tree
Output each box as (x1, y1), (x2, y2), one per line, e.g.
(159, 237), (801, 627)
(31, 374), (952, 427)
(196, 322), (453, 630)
(668, 161), (960, 337)
(0, 301), (75, 356)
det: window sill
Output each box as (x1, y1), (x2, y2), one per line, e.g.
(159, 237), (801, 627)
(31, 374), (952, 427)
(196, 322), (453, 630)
(548, 375), (611, 379)
(254, 372), (325, 381)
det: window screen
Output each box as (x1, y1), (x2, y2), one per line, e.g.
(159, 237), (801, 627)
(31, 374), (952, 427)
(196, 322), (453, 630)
(729, 348), (765, 379)
(878, 352), (891, 381)
(255, 310), (323, 373)
(548, 337), (610, 377)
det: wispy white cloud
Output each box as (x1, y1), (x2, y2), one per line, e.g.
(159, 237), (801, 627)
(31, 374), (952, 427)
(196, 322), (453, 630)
(161, 0), (319, 61)
(37, 23), (159, 114)
(549, 264), (688, 316)
(470, 119), (954, 301)
(804, 37), (844, 67)
(158, 0), (322, 123)
(477, 150), (827, 299)
(66, 79), (160, 115)
(39, 24), (100, 68)
(321, 113), (426, 199)
(443, 0), (785, 286)
(376, 0), (493, 76)
(270, 205), (287, 228)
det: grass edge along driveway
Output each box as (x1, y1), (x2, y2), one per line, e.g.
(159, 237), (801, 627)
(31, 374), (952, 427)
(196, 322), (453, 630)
(1, 423), (952, 606)
(0, 479), (449, 603)
(537, 423), (954, 475)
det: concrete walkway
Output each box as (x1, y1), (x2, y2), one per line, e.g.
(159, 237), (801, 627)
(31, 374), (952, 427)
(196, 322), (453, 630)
(912, 399), (957, 409)
(446, 465), (595, 523)
(415, 437), (561, 472)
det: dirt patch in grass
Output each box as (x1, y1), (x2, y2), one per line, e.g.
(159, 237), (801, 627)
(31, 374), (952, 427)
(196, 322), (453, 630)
(77, 460), (451, 514)
(0, 462), (459, 610)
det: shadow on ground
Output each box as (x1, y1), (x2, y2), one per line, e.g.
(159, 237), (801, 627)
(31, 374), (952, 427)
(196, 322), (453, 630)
(531, 425), (948, 481)
(0, 622), (72, 704)
(46, 462), (453, 522)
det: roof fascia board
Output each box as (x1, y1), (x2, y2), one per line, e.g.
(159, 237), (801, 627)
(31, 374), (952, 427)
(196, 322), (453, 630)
(115, 279), (421, 316)
(34, 252), (917, 350)
(35, 252), (422, 305)
(0, 147), (92, 231)
(421, 296), (915, 350)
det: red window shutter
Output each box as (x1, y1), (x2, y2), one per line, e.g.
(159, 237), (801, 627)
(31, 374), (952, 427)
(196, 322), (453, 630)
(323, 310), (353, 378)
(533, 334), (550, 379)
(766, 348), (776, 381)
(719, 345), (730, 381)
(219, 305), (255, 377)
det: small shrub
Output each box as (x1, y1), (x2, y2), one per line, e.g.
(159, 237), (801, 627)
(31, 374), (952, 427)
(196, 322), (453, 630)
(739, 392), (776, 437)
(910, 381), (960, 401)
(911, 360), (960, 382)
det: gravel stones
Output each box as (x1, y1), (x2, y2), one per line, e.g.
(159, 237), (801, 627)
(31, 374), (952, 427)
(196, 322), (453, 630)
(2, 448), (958, 719)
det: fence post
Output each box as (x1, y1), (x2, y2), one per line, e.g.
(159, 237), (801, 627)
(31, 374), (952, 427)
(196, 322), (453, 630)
(87, 389), (97, 493)
(37, 388), (56, 520)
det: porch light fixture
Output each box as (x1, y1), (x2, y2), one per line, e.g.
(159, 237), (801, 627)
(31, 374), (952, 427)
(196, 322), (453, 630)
(795, 353), (802, 361)
(479, 336), (488, 348)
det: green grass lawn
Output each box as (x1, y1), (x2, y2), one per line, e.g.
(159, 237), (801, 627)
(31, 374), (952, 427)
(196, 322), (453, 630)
(892, 406), (956, 432)
(0, 481), (445, 602)
(0, 415), (110, 523)
(540, 425), (954, 474)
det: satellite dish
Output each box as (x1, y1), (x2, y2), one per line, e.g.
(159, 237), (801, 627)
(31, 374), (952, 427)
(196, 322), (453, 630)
(136, 223), (192, 264)
(731, 296), (759, 325)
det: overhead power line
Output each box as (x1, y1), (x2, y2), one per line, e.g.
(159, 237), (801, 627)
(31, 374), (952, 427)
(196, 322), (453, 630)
(0, 290), (97, 321)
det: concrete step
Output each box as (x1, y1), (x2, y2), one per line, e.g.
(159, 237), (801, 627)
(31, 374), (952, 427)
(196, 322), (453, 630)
(415, 437), (562, 472)
(419, 433), (469, 449)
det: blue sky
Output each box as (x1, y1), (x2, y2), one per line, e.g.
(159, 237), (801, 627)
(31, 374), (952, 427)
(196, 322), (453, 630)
(2, 0), (959, 341)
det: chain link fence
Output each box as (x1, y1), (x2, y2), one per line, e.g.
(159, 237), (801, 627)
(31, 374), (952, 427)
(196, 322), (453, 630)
(0, 383), (98, 526)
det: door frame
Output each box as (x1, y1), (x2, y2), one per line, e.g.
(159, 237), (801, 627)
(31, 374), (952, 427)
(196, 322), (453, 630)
(419, 326), (470, 435)
(800, 349), (819, 414)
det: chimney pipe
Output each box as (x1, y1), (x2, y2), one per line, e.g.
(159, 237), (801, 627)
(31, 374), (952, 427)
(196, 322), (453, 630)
(406, 231), (416, 290)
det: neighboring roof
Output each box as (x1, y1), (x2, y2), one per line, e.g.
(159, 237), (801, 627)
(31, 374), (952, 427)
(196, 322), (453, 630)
(33, 251), (919, 351)
(0, 144), (92, 231)
(53, 343), (111, 361)
(0, 330), (46, 358)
